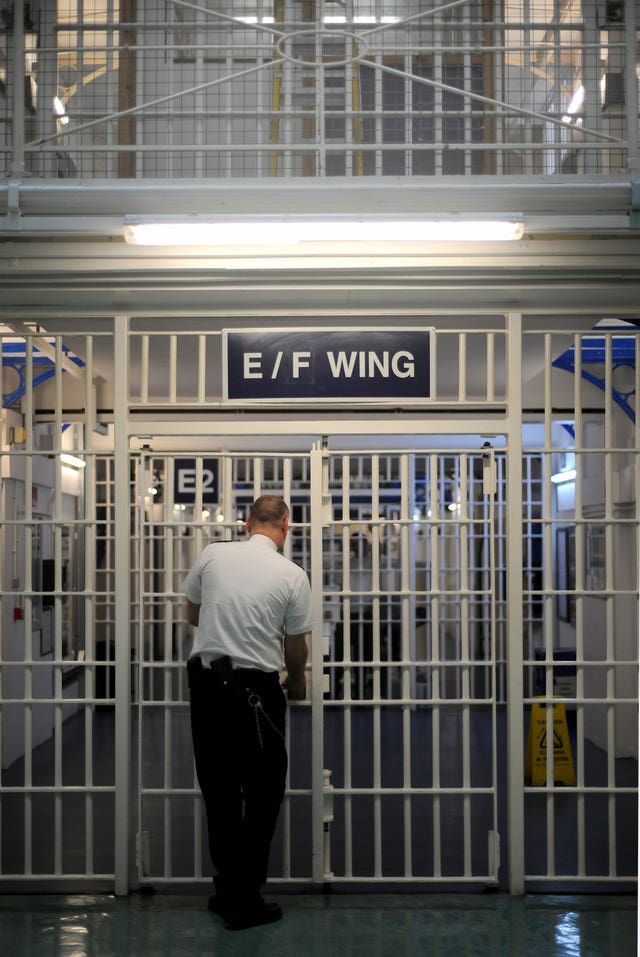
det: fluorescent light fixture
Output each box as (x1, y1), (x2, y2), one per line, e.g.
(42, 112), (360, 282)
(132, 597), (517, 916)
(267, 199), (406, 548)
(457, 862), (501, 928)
(124, 217), (524, 246)
(562, 84), (585, 123)
(53, 95), (70, 125)
(566, 85), (585, 115)
(60, 453), (86, 469)
(550, 468), (577, 484)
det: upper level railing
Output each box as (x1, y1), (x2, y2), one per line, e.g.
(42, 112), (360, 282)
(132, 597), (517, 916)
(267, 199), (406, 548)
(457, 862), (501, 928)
(1, 0), (638, 180)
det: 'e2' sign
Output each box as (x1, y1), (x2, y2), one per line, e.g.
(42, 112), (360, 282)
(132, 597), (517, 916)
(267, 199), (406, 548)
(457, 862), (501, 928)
(174, 458), (219, 504)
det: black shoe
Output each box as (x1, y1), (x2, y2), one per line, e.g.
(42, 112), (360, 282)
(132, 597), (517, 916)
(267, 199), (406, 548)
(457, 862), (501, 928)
(224, 899), (283, 931)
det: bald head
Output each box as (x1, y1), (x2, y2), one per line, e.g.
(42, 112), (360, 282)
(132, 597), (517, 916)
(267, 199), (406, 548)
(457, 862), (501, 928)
(247, 495), (290, 547)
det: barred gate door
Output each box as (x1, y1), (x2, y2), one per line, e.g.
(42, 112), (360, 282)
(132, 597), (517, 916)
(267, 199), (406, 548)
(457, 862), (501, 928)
(315, 446), (501, 886)
(134, 439), (501, 888)
(2, 319), (637, 893)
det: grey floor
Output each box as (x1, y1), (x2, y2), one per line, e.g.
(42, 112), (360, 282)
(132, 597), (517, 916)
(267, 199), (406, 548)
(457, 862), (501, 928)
(0, 891), (636, 956)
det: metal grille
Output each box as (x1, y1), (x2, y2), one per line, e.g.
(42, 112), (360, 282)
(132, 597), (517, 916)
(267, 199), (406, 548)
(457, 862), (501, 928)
(134, 450), (315, 883)
(1, 315), (637, 893)
(134, 444), (500, 886)
(1, 0), (635, 178)
(320, 448), (500, 883)
(521, 325), (639, 885)
(0, 328), (117, 885)
(125, 319), (507, 410)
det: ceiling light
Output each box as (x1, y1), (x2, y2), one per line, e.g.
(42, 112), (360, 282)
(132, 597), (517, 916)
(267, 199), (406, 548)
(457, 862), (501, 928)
(124, 217), (524, 246)
(53, 96), (70, 125)
(550, 468), (577, 484)
(60, 453), (86, 469)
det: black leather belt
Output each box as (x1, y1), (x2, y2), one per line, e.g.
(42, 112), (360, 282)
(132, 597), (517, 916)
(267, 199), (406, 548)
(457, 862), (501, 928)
(190, 655), (278, 680)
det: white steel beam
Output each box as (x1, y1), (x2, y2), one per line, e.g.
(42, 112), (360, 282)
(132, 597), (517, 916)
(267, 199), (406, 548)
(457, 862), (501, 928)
(310, 442), (327, 884)
(114, 315), (132, 895)
(506, 312), (525, 895)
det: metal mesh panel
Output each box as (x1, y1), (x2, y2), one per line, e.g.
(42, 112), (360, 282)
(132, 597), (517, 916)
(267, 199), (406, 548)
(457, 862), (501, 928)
(0, 328), (117, 885)
(321, 449), (499, 883)
(2, 314), (637, 892)
(5, 0), (632, 178)
(135, 451), (315, 883)
(135, 445), (500, 886)
(125, 319), (507, 409)
(521, 325), (639, 886)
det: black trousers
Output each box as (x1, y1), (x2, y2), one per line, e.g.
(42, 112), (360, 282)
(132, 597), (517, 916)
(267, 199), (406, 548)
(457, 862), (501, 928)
(187, 656), (287, 898)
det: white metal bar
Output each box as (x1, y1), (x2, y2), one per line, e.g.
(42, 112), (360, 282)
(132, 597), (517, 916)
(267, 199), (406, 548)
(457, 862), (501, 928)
(281, 455), (294, 877)
(573, 333), (586, 878)
(169, 336), (177, 404)
(114, 315), (132, 895)
(603, 336), (617, 879)
(506, 312), (525, 895)
(310, 443), (327, 884)
(132, 418), (510, 438)
(400, 453), (413, 877)
(83, 336), (96, 874)
(371, 455), (382, 877)
(486, 333), (495, 403)
(137, 451), (150, 885)
(23, 335), (34, 877)
(197, 335), (206, 403)
(140, 336), (149, 403)
(460, 456), (472, 878)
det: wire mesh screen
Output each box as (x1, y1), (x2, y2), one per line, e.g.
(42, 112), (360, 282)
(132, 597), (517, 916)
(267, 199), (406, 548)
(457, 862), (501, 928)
(6, 0), (633, 178)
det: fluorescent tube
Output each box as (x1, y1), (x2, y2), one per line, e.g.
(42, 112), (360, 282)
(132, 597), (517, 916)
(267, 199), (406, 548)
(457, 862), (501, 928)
(124, 218), (524, 246)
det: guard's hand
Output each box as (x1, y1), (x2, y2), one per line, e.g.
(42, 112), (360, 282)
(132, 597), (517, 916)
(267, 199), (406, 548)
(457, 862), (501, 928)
(284, 676), (306, 701)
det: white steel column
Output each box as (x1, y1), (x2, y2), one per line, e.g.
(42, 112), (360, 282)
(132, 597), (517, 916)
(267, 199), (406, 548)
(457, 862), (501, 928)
(310, 441), (327, 884)
(506, 312), (525, 895)
(114, 315), (132, 895)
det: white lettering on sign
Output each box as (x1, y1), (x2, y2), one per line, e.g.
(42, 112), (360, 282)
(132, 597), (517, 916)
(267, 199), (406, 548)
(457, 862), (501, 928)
(271, 350), (283, 379)
(243, 352), (262, 378)
(241, 348), (416, 382)
(178, 468), (196, 493)
(177, 468), (216, 493)
(392, 351), (415, 378)
(292, 351), (311, 378)
(327, 350), (415, 379)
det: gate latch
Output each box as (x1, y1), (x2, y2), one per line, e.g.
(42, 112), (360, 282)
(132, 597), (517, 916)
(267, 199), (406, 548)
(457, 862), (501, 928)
(482, 442), (496, 496)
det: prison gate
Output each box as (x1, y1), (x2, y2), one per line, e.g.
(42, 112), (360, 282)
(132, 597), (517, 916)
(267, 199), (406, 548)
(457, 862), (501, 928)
(0, 314), (637, 893)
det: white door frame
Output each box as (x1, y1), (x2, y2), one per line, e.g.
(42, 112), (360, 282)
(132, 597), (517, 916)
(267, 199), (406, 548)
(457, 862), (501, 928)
(112, 313), (525, 895)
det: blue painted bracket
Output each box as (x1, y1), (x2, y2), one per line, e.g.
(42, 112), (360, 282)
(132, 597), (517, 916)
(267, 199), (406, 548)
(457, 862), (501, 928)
(552, 336), (636, 424)
(2, 340), (85, 409)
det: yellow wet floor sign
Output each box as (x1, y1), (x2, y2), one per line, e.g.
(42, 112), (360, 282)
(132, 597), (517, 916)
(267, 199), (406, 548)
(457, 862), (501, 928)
(525, 698), (576, 786)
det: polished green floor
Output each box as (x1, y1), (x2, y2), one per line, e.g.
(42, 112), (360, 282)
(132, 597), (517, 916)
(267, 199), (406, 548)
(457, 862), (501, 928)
(0, 893), (636, 957)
